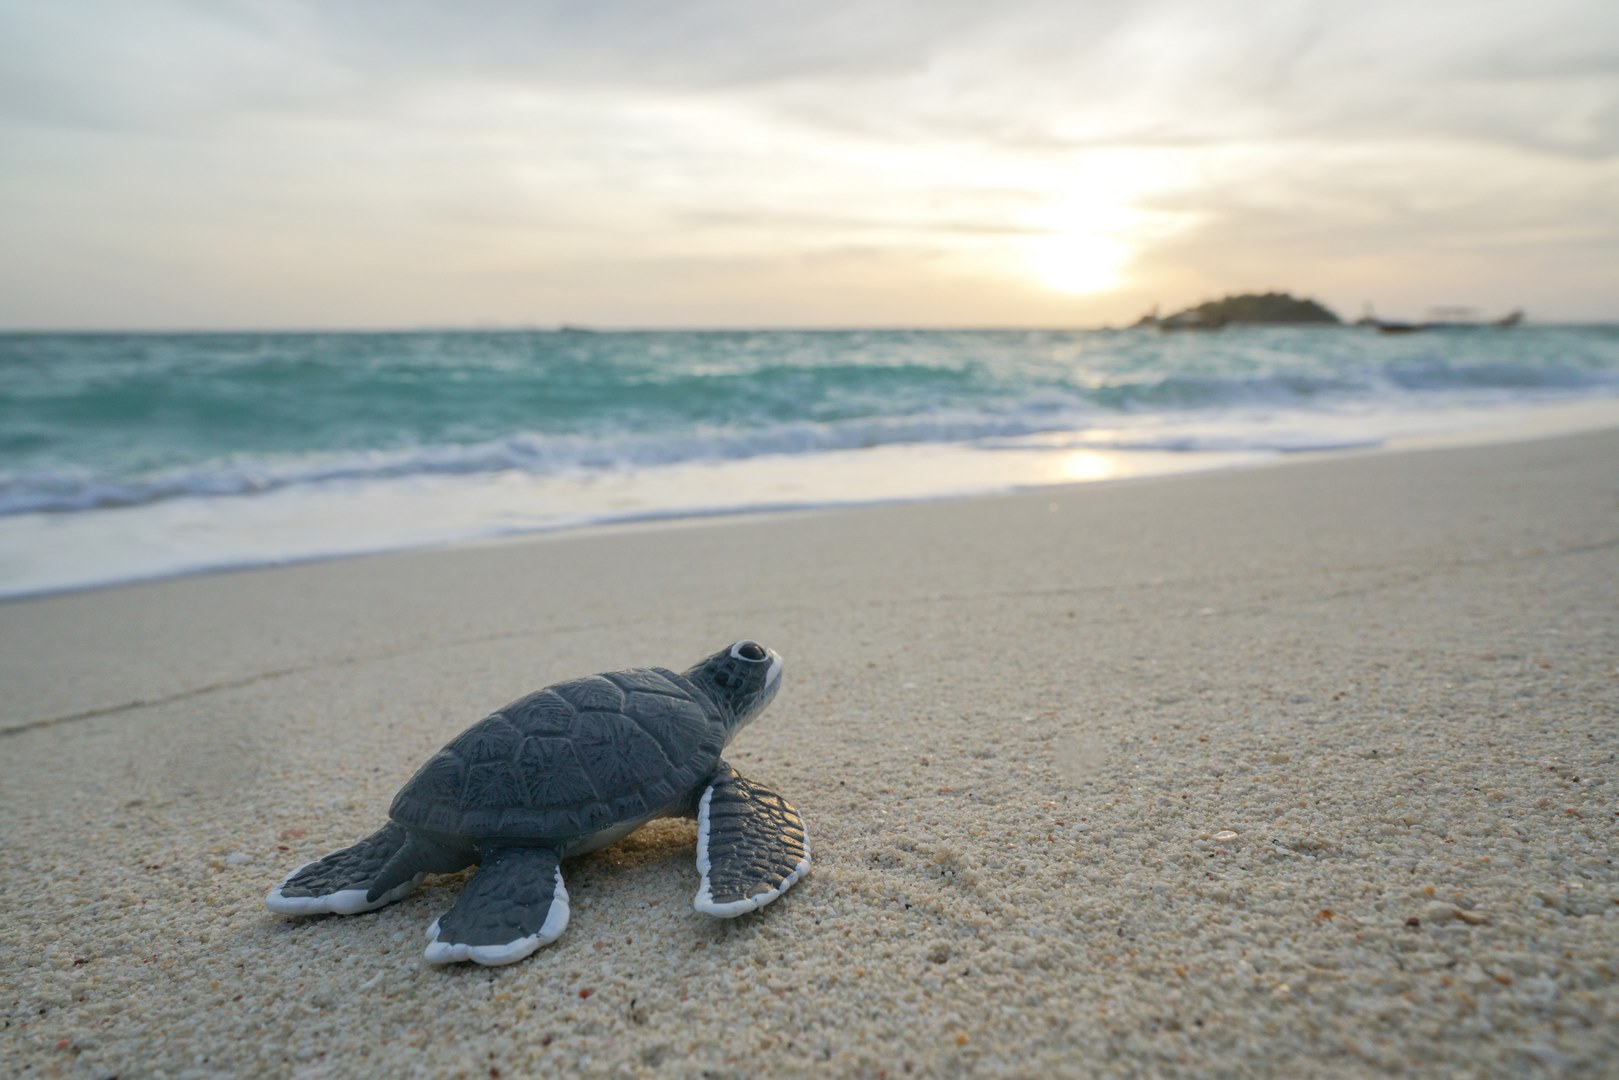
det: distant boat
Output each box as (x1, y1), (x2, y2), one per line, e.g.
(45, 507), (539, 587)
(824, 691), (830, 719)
(1365, 305), (1524, 334)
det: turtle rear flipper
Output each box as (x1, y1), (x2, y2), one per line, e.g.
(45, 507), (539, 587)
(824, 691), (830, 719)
(424, 846), (570, 966)
(694, 764), (811, 917)
(266, 823), (468, 916)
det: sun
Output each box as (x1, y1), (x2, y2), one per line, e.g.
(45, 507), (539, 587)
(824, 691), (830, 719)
(1012, 152), (1173, 295)
(1025, 229), (1133, 294)
(1020, 196), (1146, 295)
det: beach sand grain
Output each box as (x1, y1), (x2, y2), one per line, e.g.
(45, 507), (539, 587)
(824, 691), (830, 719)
(3, 429), (1617, 1077)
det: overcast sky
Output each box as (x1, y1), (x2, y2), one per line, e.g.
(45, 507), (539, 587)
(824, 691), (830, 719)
(1, 0), (1615, 329)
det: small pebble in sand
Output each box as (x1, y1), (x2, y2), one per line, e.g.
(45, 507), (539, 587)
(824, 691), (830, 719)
(224, 852), (251, 866)
(1212, 830), (1239, 841)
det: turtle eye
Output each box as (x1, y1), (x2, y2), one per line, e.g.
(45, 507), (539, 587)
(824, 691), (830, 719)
(733, 641), (767, 662)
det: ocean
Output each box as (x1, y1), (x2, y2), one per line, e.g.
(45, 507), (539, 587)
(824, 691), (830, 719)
(3, 325), (1617, 599)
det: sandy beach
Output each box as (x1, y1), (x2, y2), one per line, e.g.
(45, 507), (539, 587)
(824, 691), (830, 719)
(3, 427), (1618, 1078)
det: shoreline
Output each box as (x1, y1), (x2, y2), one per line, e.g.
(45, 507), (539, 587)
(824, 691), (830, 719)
(6, 395), (1619, 606)
(4, 424), (1618, 1076)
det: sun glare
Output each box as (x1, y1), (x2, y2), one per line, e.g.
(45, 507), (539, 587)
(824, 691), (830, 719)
(1026, 228), (1133, 295)
(1015, 153), (1174, 296)
(1022, 197), (1148, 295)
(1057, 450), (1119, 483)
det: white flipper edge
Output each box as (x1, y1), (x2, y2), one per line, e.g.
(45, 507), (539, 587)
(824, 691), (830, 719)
(422, 867), (570, 966)
(265, 861), (425, 916)
(693, 785), (813, 919)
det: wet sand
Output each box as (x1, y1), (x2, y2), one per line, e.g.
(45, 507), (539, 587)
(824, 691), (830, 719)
(3, 427), (1618, 1077)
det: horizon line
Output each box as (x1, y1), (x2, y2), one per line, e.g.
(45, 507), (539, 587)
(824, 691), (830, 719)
(3, 319), (1614, 336)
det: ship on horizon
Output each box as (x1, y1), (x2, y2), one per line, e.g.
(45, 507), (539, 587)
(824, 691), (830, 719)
(1359, 304), (1524, 334)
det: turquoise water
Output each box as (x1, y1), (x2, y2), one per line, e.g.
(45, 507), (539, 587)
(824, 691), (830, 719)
(2, 325), (1617, 595)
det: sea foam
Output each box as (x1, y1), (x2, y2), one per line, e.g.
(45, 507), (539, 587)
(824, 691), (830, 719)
(2, 325), (1617, 596)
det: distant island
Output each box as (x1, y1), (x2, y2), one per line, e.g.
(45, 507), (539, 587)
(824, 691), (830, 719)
(1134, 291), (1341, 331)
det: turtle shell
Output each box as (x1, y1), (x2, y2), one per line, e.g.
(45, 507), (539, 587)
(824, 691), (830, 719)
(389, 668), (724, 840)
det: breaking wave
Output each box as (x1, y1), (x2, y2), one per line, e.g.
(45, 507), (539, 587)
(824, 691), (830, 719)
(2, 325), (1616, 517)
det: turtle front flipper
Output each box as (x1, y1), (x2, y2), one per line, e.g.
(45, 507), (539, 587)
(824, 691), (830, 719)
(694, 763), (811, 918)
(266, 823), (469, 916)
(424, 846), (569, 966)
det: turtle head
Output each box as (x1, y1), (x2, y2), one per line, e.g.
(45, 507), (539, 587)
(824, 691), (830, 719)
(685, 640), (783, 734)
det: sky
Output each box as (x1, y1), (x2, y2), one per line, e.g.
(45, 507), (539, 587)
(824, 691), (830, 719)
(1, 0), (1616, 330)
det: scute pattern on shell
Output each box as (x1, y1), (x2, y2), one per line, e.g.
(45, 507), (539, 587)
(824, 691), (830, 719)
(389, 668), (723, 840)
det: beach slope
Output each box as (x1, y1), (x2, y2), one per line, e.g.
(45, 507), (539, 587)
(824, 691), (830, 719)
(3, 429), (1618, 1077)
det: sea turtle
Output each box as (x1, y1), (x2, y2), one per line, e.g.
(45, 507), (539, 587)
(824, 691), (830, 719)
(265, 640), (808, 966)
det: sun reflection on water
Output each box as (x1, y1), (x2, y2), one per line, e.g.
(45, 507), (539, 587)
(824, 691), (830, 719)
(1056, 450), (1119, 483)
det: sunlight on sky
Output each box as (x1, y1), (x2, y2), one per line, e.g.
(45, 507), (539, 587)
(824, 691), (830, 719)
(1023, 204), (1137, 295)
(0, 1), (1613, 328)
(1011, 151), (1193, 296)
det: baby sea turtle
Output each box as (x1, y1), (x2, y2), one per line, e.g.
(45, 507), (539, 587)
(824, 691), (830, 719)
(265, 640), (808, 966)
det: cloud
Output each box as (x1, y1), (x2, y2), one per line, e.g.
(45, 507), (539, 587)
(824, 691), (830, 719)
(0, 0), (1615, 326)
(6, 0), (1613, 160)
(739, 0), (1619, 160)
